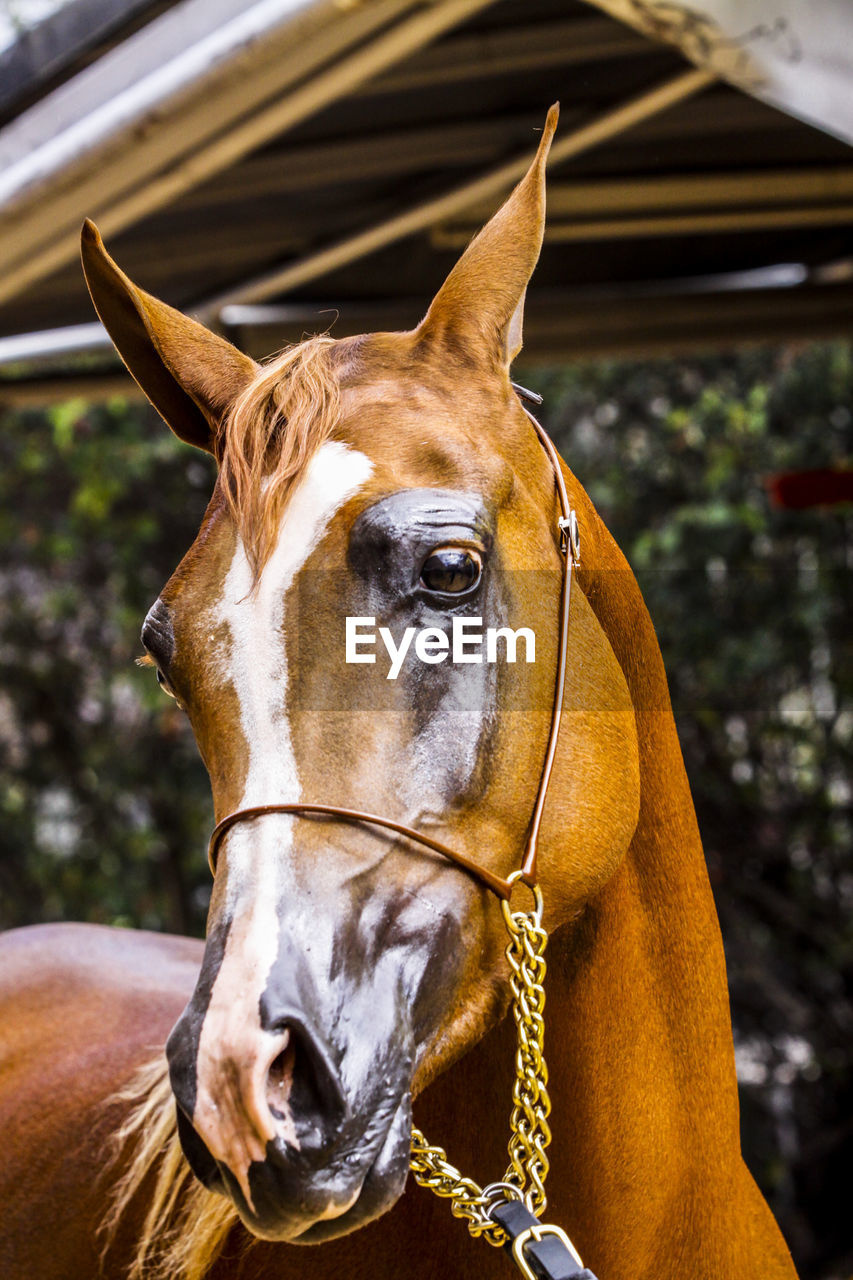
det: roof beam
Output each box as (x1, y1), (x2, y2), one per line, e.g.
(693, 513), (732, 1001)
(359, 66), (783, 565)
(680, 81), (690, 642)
(0, 370), (136, 407)
(191, 88), (799, 207)
(0, 0), (502, 309)
(0, 321), (110, 365)
(0, 0), (160, 120)
(166, 91), (806, 222)
(5, 279), (853, 403)
(354, 14), (649, 95)
(172, 90), (806, 215)
(537, 205), (853, 241)
(0, 261), (812, 373)
(195, 65), (716, 318)
(176, 112), (583, 205)
(432, 165), (853, 244)
(520, 283), (853, 359)
(546, 166), (853, 215)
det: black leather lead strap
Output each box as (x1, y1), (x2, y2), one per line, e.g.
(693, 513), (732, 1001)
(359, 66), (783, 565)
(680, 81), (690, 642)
(490, 1201), (599, 1280)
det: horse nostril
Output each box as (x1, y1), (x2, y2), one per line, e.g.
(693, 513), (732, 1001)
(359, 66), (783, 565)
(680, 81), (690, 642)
(263, 1018), (348, 1149)
(266, 1034), (296, 1120)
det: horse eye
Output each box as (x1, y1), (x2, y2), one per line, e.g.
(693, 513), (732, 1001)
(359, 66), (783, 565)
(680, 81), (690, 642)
(420, 547), (482, 594)
(156, 668), (177, 700)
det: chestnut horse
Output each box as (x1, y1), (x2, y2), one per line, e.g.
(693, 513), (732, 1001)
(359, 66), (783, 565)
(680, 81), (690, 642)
(0, 110), (798, 1280)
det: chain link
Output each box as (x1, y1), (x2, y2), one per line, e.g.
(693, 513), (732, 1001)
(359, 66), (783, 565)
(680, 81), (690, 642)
(409, 878), (551, 1248)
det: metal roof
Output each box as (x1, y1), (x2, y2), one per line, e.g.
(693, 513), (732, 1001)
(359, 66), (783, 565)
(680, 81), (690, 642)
(2, 0), (853, 402)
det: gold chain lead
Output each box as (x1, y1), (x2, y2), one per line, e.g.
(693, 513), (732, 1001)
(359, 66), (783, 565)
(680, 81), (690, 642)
(409, 879), (551, 1248)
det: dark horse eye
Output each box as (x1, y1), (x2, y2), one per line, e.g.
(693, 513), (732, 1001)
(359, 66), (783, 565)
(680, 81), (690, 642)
(420, 547), (482, 594)
(155, 667), (182, 707)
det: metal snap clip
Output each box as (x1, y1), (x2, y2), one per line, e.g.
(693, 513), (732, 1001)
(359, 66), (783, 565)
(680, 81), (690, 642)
(558, 511), (580, 565)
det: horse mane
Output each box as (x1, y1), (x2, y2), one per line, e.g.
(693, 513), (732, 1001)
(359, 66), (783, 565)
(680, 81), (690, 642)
(101, 1055), (242, 1280)
(218, 334), (341, 581)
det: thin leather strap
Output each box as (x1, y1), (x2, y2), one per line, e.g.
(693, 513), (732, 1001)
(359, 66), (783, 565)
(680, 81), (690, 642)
(208, 803), (514, 899)
(520, 413), (575, 885)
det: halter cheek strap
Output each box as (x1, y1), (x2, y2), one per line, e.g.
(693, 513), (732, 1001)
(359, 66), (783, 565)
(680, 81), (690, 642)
(206, 401), (580, 902)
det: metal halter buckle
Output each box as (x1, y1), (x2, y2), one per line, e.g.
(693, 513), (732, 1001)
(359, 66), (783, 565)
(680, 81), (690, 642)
(511, 1221), (585, 1280)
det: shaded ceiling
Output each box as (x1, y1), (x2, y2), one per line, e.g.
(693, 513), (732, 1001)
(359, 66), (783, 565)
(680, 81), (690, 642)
(2, 0), (853, 401)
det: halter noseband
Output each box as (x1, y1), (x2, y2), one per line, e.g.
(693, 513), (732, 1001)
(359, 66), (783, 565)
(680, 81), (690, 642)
(207, 391), (580, 903)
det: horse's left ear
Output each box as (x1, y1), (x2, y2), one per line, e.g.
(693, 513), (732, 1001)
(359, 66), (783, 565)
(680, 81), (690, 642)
(418, 103), (558, 370)
(81, 220), (258, 454)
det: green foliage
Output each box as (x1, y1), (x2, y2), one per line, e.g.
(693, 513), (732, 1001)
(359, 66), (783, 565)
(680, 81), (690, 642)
(0, 395), (215, 934)
(520, 343), (852, 1280)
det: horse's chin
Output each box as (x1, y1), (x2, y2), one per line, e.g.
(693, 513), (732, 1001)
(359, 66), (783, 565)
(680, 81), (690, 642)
(230, 1092), (413, 1244)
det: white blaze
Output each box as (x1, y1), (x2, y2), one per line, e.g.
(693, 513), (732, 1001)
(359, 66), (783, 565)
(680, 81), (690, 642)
(193, 441), (373, 1212)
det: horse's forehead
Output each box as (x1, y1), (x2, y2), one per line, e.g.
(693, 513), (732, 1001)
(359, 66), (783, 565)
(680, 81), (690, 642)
(163, 349), (535, 607)
(334, 373), (517, 496)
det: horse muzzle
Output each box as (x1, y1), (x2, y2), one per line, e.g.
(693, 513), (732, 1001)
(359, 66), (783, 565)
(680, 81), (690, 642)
(164, 915), (434, 1241)
(164, 825), (472, 1240)
(168, 998), (415, 1239)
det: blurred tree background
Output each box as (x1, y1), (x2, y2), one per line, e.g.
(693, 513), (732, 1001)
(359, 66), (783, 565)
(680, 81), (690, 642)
(0, 396), (216, 933)
(1, 342), (850, 1278)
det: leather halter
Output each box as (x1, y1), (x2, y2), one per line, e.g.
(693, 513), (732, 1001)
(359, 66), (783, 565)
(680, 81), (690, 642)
(207, 393), (579, 902)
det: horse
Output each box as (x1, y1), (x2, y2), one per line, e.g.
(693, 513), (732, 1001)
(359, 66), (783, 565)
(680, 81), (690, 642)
(0, 107), (799, 1280)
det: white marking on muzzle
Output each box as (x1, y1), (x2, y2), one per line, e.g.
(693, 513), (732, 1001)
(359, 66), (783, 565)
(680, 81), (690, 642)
(193, 442), (373, 1213)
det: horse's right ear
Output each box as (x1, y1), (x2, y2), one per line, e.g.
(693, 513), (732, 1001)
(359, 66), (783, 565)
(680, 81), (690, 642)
(416, 105), (558, 373)
(80, 220), (258, 454)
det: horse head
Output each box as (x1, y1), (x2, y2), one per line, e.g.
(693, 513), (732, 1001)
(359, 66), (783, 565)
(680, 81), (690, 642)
(81, 107), (640, 1244)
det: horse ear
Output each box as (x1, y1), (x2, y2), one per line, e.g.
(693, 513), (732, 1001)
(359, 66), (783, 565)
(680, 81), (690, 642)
(418, 104), (558, 370)
(80, 220), (258, 454)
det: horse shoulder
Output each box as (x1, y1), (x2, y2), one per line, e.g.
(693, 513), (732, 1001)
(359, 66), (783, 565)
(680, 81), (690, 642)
(0, 922), (202, 1280)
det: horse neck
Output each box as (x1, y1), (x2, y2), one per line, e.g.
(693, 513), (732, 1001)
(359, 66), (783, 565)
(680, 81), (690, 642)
(542, 691), (746, 1271)
(556, 508), (744, 1192)
(417, 504), (795, 1278)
